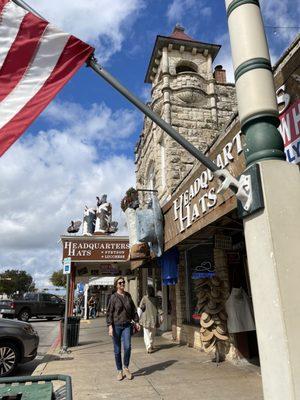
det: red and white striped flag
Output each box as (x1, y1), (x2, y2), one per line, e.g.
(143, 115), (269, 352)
(0, 0), (94, 156)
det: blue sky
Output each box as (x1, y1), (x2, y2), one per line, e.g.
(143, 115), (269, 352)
(0, 0), (299, 289)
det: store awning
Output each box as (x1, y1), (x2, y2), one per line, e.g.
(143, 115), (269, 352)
(88, 276), (115, 286)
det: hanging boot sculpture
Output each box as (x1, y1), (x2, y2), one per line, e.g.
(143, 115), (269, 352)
(121, 187), (164, 260)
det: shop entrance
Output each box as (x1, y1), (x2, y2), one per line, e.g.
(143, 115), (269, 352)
(182, 210), (259, 363)
(227, 233), (259, 362)
(216, 211), (260, 363)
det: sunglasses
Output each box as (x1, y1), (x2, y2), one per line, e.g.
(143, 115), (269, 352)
(117, 281), (125, 285)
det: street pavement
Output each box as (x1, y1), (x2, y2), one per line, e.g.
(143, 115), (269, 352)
(33, 316), (264, 400)
(15, 318), (60, 376)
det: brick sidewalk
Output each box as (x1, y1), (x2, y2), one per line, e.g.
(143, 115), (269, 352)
(34, 316), (263, 400)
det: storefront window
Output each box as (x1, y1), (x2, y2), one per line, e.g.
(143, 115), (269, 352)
(187, 244), (215, 325)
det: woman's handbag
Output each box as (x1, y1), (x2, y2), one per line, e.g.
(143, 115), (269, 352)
(131, 321), (139, 335)
(118, 294), (139, 335)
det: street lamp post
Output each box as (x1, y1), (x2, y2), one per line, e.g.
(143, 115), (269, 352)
(225, 1), (300, 399)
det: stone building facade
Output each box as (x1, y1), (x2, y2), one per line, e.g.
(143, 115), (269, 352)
(135, 26), (237, 204)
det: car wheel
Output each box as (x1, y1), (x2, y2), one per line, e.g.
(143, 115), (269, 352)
(18, 309), (30, 322)
(0, 342), (19, 377)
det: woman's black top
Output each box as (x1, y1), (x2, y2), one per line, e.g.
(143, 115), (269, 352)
(106, 292), (139, 326)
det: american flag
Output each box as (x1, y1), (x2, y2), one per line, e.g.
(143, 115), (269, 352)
(0, 0), (94, 156)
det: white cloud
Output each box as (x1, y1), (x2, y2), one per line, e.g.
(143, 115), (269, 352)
(167, 0), (211, 23)
(29, 0), (144, 62)
(140, 86), (151, 103)
(0, 100), (137, 288)
(213, 0), (299, 82)
(260, 0), (299, 42)
(260, 0), (299, 60)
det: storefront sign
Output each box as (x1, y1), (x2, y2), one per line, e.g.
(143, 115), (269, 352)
(163, 124), (245, 250)
(278, 99), (300, 164)
(63, 257), (71, 274)
(191, 261), (215, 279)
(62, 237), (130, 261)
(173, 132), (243, 233)
(76, 264), (120, 277)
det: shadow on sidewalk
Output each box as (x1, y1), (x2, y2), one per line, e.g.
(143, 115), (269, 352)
(77, 340), (104, 346)
(154, 343), (184, 351)
(134, 360), (177, 376)
(43, 354), (74, 363)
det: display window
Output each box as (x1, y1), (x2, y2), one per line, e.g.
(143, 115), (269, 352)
(187, 244), (215, 325)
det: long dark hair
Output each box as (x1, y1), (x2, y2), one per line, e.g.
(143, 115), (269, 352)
(147, 286), (155, 297)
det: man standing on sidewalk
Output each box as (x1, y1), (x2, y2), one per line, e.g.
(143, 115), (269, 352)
(106, 276), (140, 381)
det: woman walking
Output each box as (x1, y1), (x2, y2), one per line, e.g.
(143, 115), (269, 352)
(139, 286), (162, 354)
(106, 276), (140, 381)
(88, 295), (96, 319)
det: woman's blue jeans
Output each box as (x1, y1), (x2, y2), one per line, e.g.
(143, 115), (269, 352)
(113, 323), (132, 371)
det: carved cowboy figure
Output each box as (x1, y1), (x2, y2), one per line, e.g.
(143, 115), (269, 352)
(82, 206), (96, 235)
(95, 195), (118, 234)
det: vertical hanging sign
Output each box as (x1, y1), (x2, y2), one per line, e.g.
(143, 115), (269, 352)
(63, 257), (72, 274)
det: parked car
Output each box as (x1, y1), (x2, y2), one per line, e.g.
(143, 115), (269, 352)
(0, 292), (65, 322)
(0, 318), (39, 377)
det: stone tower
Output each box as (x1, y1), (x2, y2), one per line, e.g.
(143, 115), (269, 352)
(135, 25), (237, 204)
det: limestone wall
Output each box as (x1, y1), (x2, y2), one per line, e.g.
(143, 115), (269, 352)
(135, 48), (237, 204)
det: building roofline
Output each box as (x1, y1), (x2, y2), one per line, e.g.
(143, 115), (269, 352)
(273, 34), (300, 72)
(145, 35), (221, 83)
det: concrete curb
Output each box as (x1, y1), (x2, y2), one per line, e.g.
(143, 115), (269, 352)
(32, 325), (62, 376)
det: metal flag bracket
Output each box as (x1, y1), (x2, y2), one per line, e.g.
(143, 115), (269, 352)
(214, 169), (253, 212)
(12, 0), (264, 220)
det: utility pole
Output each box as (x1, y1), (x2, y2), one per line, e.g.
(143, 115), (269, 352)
(225, 1), (300, 399)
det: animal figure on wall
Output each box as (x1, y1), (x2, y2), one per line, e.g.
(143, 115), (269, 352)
(95, 195), (118, 234)
(67, 220), (82, 234)
(109, 221), (118, 234)
(82, 206), (96, 235)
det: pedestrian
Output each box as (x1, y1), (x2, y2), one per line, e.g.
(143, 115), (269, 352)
(96, 296), (101, 317)
(106, 276), (140, 381)
(139, 286), (163, 354)
(88, 295), (96, 319)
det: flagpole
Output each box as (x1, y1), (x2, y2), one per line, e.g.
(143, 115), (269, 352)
(87, 56), (219, 174)
(9, 2), (216, 169)
(11, 0), (252, 208)
(86, 58), (254, 208)
(12, 0), (44, 18)
(12, 0), (218, 173)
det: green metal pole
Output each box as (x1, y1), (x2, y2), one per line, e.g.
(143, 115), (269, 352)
(225, 0), (286, 166)
(225, 2), (300, 400)
(61, 273), (70, 353)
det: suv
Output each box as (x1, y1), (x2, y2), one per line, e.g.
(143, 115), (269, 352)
(0, 318), (39, 376)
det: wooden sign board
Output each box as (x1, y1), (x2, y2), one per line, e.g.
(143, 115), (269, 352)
(61, 236), (130, 262)
(163, 122), (245, 251)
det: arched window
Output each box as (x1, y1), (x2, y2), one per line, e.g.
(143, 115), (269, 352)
(146, 161), (156, 191)
(176, 61), (197, 74)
